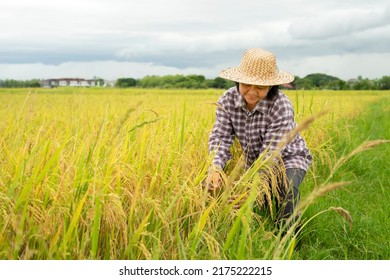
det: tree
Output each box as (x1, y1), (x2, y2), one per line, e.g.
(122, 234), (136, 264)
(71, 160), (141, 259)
(210, 77), (235, 88)
(116, 77), (137, 88)
(137, 75), (162, 88)
(348, 76), (374, 90)
(304, 73), (341, 89)
(293, 76), (314, 90)
(378, 76), (390, 90)
(95, 78), (105, 87)
(0, 79), (40, 88)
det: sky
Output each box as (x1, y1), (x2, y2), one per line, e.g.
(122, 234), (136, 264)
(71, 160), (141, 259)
(1, 0), (390, 81)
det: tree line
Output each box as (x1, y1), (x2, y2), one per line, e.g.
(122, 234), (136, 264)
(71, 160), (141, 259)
(115, 73), (390, 90)
(115, 75), (236, 89)
(292, 74), (390, 90)
(1, 73), (390, 90)
(0, 79), (41, 88)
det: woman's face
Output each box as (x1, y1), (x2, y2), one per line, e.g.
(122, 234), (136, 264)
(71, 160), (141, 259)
(238, 83), (270, 107)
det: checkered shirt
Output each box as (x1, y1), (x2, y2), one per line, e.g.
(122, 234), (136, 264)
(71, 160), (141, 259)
(208, 86), (312, 171)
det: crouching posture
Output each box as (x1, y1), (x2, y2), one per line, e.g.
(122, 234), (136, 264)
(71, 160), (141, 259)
(206, 48), (312, 228)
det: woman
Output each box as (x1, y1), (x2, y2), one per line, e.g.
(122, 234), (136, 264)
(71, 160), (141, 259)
(206, 48), (312, 226)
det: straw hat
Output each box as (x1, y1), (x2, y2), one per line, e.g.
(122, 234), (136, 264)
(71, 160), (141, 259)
(219, 48), (294, 86)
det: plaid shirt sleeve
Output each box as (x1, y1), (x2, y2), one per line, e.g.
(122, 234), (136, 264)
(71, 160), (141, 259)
(261, 100), (294, 153)
(259, 96), (312, 170)
(208, 94), (235, 169)
(260, 95), (312, 170)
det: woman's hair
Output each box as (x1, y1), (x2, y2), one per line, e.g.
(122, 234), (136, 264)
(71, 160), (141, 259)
(235, 83), (279, 100)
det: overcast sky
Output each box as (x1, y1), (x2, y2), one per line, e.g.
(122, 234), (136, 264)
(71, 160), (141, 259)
(1, 0), (390, 81)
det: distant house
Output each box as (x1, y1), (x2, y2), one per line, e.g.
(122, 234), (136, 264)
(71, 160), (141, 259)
(41, 78), (96, 88)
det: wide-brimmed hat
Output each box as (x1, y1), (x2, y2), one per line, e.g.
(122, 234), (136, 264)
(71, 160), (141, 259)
(219, 48), (294, 86)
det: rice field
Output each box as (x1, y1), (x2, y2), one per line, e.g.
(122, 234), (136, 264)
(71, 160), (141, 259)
(0, 87), (389, 260)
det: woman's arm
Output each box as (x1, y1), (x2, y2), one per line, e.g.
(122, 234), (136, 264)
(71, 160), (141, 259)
(208, 103), (235, 170)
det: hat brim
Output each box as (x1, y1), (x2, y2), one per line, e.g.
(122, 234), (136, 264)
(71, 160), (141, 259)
(219, 67), (294, 86)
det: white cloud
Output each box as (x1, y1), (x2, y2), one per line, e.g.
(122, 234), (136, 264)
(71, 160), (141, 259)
(1, 0), (390, 80)
(288, 7), (390, 40)
(280, 52), (390, 80)
(0, 61), (221, 80)
(2, 51), (390, 82)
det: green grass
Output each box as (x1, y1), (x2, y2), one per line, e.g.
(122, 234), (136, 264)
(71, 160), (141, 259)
(296, 96), (390, 259)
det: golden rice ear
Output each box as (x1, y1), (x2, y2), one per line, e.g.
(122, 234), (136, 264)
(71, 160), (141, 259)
(298, 181), (352, 211)
(329, 207), (353, 230)
(327, 139), (390, 183)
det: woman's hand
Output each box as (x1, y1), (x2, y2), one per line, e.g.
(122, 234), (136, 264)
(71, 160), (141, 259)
(205, 170), (223, 194)
(228, 194), (245, 210)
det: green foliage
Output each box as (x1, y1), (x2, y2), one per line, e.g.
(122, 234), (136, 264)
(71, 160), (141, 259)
(2, 74), (390, 90)
(297, 97), (390, 259)
(95, 78), (105, 87)
(137, 74), (208, 89)
(118, 73), (390, 90)
(210, 77), (236, 89)
(378, 76), (390, 90)
(116, 77), (137, 88)
(0, 79), (41, 88)
(305, 73), (341, 88)
(348, 76), (376, 90)
(293, 73), (346, 90)
(116, 75), (235, 89)
(292, 74), (390, 90)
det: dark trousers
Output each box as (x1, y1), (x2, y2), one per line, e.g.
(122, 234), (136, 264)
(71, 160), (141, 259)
(276, 168), (306, 225)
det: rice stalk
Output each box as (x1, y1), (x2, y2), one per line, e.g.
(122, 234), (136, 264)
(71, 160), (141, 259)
(298, 181), (352, 212)
(60, 185), (90, 255)
(91, 195), (102, 259)
(276, 110), (328, 151)
(329, 207), (353, 230)
(326, 140), (390, 184)
(188, 199), (216, 258)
